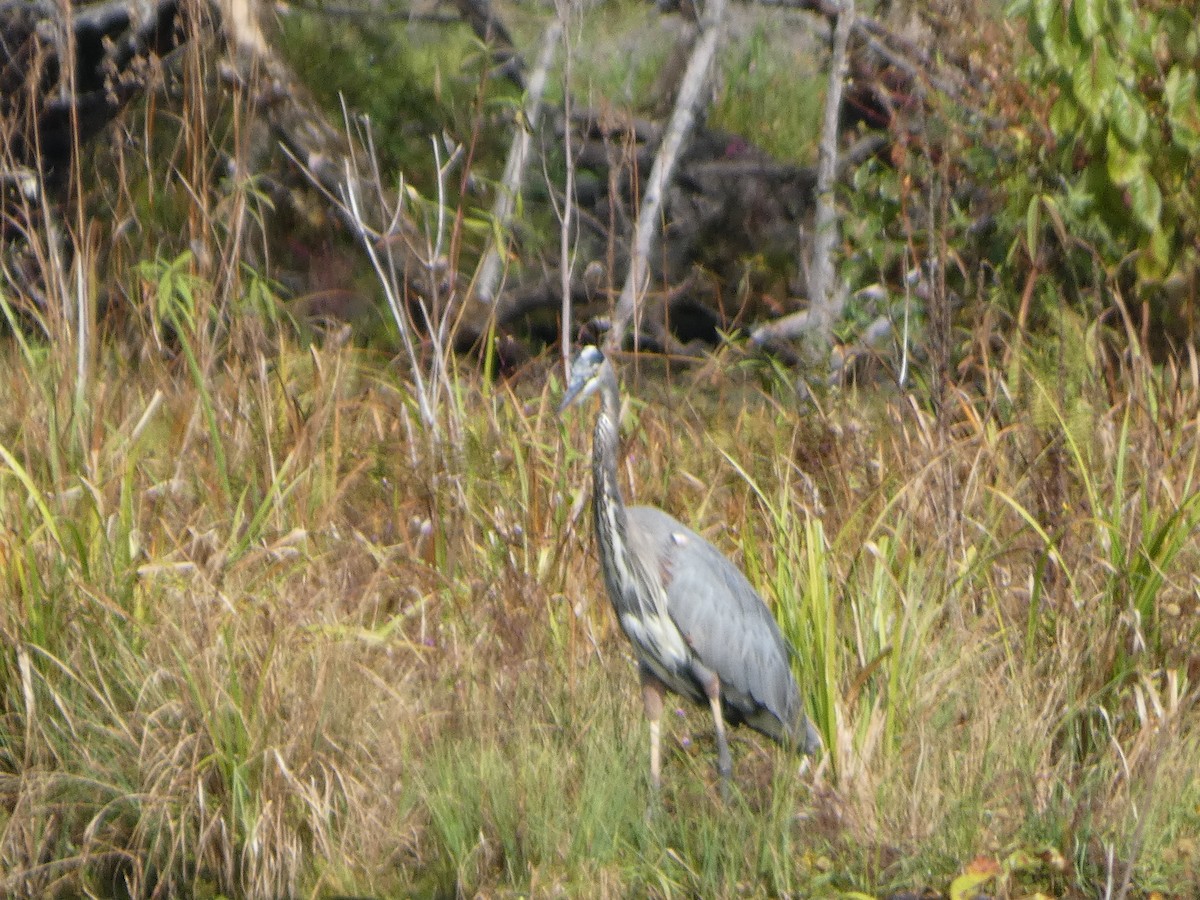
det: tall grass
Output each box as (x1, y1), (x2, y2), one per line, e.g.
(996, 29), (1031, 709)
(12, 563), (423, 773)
(3, 288), (1200, 896)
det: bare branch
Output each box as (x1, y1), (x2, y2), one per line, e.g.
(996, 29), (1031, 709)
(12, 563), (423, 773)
(554, 0), (576, 374)
(747, 0), (971, 99)
(607, 0), (726, 353)
(750, 0), (852, 358)
(805, 0), (853, 339)
(474, 19), (562, 305)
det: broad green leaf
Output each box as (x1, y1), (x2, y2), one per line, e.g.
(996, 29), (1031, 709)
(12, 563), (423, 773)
(1163, 66), (1197, 111)
(1108, 0), (1137, 37)
(1148, 225), (1171, 270)
(1041, 194), (1070, 248)
(1063, 175), (1096, 220)
(1048, 33), (1081, 75)
(1159, 7), (1198, 59)
(1110, 84), (1148, 146)
(1136, 226), (1171, 280)
(1072, 0), (1102, 41)
(1164, 66), (1200, 154)
(1049, 93), (1080, 137)
(950, 858), (1000, 900)
(1031, 0), (1055, 36)
(1170, 118), (1200, 155)
(1039, 7), (1075, 70)
(1105, 128), (1146, 186)
(1071, 42), (1117, 114)
(1128, 173), (1162, 233)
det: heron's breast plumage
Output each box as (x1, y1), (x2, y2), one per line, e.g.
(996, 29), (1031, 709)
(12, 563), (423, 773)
(619, 610), (695, 689)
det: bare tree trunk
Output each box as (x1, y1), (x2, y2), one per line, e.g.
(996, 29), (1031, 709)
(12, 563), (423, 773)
(804, 0), (853, 352)
(555, 0), (577, 376)
(606, 0), (726, 353)
(474, 20), (561, 305)
(750, 0), (853, 363)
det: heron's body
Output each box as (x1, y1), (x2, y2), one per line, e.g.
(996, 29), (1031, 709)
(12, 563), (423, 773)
(619, 506), (809, 744)
(561, 345), (819, 789)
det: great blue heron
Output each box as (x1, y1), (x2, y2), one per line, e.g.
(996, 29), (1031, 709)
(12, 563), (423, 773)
(560, 345), (820, 790)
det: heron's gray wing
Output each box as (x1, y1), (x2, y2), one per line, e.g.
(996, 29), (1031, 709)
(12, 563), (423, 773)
(626, 506), (806, 746)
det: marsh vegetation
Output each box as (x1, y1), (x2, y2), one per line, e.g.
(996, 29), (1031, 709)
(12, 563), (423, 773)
(2, 0), (1199, 896)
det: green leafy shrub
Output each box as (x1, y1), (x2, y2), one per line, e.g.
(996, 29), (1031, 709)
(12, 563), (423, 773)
(1009, 0), (1199, 283)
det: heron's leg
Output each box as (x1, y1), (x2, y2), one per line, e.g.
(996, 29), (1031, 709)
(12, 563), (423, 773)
(699, 672), (733, 789)
(684, 659), (733, 795)
(639, 667), (665, 791)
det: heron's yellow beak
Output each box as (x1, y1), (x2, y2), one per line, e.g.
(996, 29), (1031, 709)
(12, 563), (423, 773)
(558, 377), (589, 414)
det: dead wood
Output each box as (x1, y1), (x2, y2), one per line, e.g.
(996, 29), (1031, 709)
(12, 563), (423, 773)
(607, 0), (727, 353)
(0, 0), (452, 306)
(474, 19), (561, 305)
(0, 0), (183, 179)
(747, 0), (975, 100)
(750, 0), (853, 356)
(0, 0), (986, 366)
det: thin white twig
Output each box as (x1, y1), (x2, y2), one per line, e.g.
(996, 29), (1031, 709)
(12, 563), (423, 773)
(555, 5), (574, 375)
(340, 157), (437, 438)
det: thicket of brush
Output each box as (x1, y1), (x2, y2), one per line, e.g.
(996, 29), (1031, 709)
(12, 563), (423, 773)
(3, 2), (1200, 898)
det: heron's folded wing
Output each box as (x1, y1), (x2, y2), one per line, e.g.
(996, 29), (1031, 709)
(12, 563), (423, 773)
(627, 506), (802, 734)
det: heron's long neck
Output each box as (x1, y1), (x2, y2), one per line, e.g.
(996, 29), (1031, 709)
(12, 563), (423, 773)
(592, 380), (628, 543)
(592, 376), (641, 613)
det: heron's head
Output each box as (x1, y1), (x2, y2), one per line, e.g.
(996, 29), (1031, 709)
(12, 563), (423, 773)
(558, 345), (609, 413)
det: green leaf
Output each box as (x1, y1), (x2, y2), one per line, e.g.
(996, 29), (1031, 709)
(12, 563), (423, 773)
(950, 860), (1000, 900)
(1072, 0), (1102, 41)
(1110, 84), (1148, 146)
(1031, 0), (1055, 36)
(1062, 175), (1096, 220)
(1148, 225), (1171, 270)
(1039, 7), (1075, 70)
(1049, 93), (1081, 138)
(1071, 42), (1117, 115)
(1105, 128), (1146, 186)
(1030, 0), (1070, 67)
(1026, 194), (1042, 260)
(1128, 173), (1162, 233)
(1163, 66), (1197, 110)
(1164, 66), (1200, 154)
(1135, 225), (1171, 280)
(1159, 8), (1198, 59)
(1040, 194), (1070, 248)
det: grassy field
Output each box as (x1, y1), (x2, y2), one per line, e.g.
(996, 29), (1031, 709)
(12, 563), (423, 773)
(1, 315), (1198, 896)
